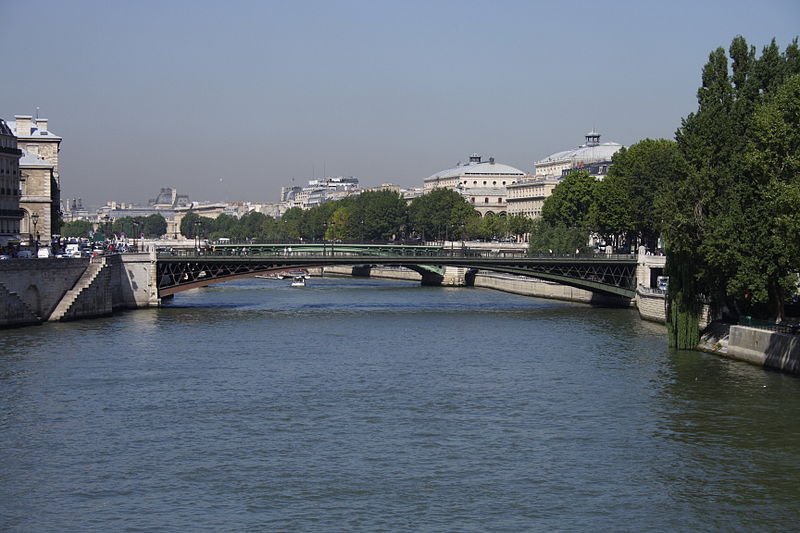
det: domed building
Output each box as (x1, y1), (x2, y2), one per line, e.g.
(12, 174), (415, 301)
(423, 154), (527, 217)
(507, 130), (625, 220)
(534, 130), (624, 179)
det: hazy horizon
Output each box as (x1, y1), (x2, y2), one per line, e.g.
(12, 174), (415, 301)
(2, 0), (798, 208)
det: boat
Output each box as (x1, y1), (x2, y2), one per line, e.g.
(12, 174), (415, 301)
(290, 276), (306, 287)
(280, 269), (309, 280)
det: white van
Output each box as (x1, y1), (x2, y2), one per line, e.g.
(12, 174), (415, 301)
(37, 247), (52, 258)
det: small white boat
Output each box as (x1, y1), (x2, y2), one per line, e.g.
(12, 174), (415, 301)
(290, 276), (306, 287)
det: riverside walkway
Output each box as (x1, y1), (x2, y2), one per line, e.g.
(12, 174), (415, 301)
(155, 243), (639, 298)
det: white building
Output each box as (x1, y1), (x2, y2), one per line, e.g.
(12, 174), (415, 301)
(506, 175), (561, 219)
(281, 176), (361, 210)
(534, 130), (623, 179)
(423, 154), (526, 217)
(507, 131), (625, 220)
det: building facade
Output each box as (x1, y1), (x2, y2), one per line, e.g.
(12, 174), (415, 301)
(506, 131), (625, 220)
(505, 175), (561, 219)
(423, 154), (526, 217)
(0, 118), (23, 249)
(534, 130), (623, 179)
(9, 115), (62, 243)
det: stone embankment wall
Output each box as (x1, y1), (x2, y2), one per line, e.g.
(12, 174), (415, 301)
(0, 258), (88, 326)
(0, 252), (159, 327)
(727, 326), (800, 375)
(474, 271), (633, 307)
(637, 288), (667, 322)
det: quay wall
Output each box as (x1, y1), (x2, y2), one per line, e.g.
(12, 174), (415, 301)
(727, 326), (800, 376)
(0, 258), (88, 325)
(0, 252), (158, 327)
(474, 271), (633, 307)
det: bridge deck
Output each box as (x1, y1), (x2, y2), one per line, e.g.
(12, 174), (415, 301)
(156, 248), (638, 299)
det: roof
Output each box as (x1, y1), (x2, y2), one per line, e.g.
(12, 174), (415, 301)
(19, 149), (53, 168)
(426, 157), (526, 182)
(0, 118), (13, 137)
(536, 131), (624, 166)
(7, 120), (62, 140)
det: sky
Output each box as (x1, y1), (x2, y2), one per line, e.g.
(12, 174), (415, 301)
(1, 0), (798, 208)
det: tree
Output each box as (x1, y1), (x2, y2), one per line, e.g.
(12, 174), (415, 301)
(350, 190), (408, 241)
(600, 139), (684, 251)
(541, 170), (597, 229)
(734, 74), (800, 319)
(142, 214), (167, 238)
(528, 219), (590, 255)
(60, 220), (94, 238)
(409, 188), (478, 241)
(280, 207), (304, 240)
(662, 36), (800, 347)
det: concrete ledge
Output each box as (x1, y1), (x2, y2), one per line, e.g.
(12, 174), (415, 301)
(727, 326), (800, 375)
(474, 271), (632, 307)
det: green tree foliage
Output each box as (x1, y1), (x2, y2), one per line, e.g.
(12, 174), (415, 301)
(179, 212), (214, 239)
(409, 188), (478, 241)
(349, 190), (408, 241)
(597, 139), (684, 251)
(142, 214), (167, 237)
(541, 170), (597, 229)
(505, 214), (533, 241)
(662, 36), (800, 346)
(527, 219), (590, 255)
(280, 208), (304, 240)
(60, 220), (94, 238)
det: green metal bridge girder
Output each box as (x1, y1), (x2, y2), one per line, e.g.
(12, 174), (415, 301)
(156, 246), (638, 299)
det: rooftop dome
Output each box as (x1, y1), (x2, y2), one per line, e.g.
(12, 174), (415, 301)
(536, 131), (624, 166)
(426, 154), (526, 182)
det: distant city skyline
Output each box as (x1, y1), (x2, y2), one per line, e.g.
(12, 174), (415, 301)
(2, 0), (798, 207)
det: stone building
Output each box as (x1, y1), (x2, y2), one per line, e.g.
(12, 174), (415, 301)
(506, 130), (625, 220)
(505, 175), (561, 219)
(534, 130), (623, 179)
(423, 154), (526, 217)
(0, 118), (23, 249)
(9, 115), (62, 243)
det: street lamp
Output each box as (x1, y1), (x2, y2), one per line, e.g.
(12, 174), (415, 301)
(330, 221), (336, 257)
(194, 220), (201, 254)
(133, 220), (140, 252)
(30, 212), (39, 255)
(322, 222), (327, 256)
(101, 214), (110, 241)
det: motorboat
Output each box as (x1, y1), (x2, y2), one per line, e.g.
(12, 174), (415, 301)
(280, 269), (309, 280)
(290, 276), (306, 287)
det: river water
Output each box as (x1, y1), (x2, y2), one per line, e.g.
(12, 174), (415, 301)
(1, 277), (798, 531)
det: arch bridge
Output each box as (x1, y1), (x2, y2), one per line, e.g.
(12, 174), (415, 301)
(156, 244), (638, 299)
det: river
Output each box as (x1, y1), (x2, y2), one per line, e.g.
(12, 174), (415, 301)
(1, 277), (798, 531)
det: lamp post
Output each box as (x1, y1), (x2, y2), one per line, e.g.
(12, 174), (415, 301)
(101, 214), (110, 242)
(330, 221), (335, 257)
(31, 212), (39, 256)
(322, 222), (327, 256)
(133, 220), (140, 252)
(194, 220), (201, 254)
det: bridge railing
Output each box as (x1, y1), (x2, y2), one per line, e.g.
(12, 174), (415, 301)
(156, 245), (636, 261)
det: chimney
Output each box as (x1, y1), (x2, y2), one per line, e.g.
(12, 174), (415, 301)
(35, 118), (49, 133)
(15, 115), (32, 137)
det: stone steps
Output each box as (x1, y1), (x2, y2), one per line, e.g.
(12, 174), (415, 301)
(0, 283), (40, 325)
(48, 259), (108, 321)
